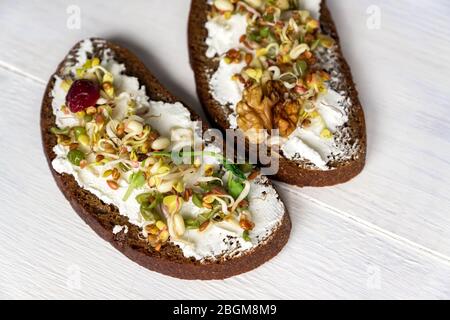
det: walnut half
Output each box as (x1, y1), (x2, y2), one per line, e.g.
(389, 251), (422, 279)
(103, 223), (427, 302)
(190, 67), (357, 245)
(236, 81), (300, 139)
(237, 84), (277, 131)
(273, 100), (300, 137)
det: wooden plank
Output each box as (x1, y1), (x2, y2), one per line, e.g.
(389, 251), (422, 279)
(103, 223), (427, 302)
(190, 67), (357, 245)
(0, 69), (449, 299)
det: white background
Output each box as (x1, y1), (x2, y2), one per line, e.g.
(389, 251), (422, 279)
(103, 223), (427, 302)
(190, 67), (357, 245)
(0, 0), (449, 299)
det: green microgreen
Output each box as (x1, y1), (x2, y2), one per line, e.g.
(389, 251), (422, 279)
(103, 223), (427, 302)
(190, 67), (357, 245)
(123, 170), (146, 201)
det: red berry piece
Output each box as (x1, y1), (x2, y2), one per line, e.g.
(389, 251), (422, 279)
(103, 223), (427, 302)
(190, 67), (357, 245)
(66, 79), (100, 113)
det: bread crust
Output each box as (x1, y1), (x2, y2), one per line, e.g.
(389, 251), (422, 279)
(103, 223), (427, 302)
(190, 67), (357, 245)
(41, 38), (291, 280)
(188, 0), (367, 187)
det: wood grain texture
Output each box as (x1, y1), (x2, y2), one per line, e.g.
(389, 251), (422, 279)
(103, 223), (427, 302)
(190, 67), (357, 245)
(0, 0), (449, 299)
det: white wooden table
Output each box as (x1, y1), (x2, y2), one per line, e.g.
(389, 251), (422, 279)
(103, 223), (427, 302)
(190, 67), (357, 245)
(1, 0), (449, 300)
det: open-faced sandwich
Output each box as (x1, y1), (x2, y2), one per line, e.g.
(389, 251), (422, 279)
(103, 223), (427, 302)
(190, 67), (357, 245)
(41, 38), (291, 280)
(189, 0), (367, 186)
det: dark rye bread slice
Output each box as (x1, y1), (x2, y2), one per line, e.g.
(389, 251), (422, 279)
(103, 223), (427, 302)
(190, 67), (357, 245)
(188, 0), (367, 187)
(41, 38), (291, 280)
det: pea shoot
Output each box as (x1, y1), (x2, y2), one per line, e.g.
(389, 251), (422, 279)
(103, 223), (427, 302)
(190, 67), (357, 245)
(67, 149), (85, 166)
(184, 218), (200, 230)
(260, 26), (270, 38)
(50, 127), (70, 135)
(228, 174), (245, 199)
(192, 193), (204, 208)
(73, 126), (86, 139)
(242, 230), (251, 242)
(123, 170), (146, 201)
(296, 60), (308, 77)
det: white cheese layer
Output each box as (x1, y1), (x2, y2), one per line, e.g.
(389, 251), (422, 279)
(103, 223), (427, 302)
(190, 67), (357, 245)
(281, 89), (348, 166)
(209, 59), (246, 109)
(205, 0), (355, 170)
(298, 0), (321, 19)
(205, 13), (248, 58)
(51, 39), (285, 261)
